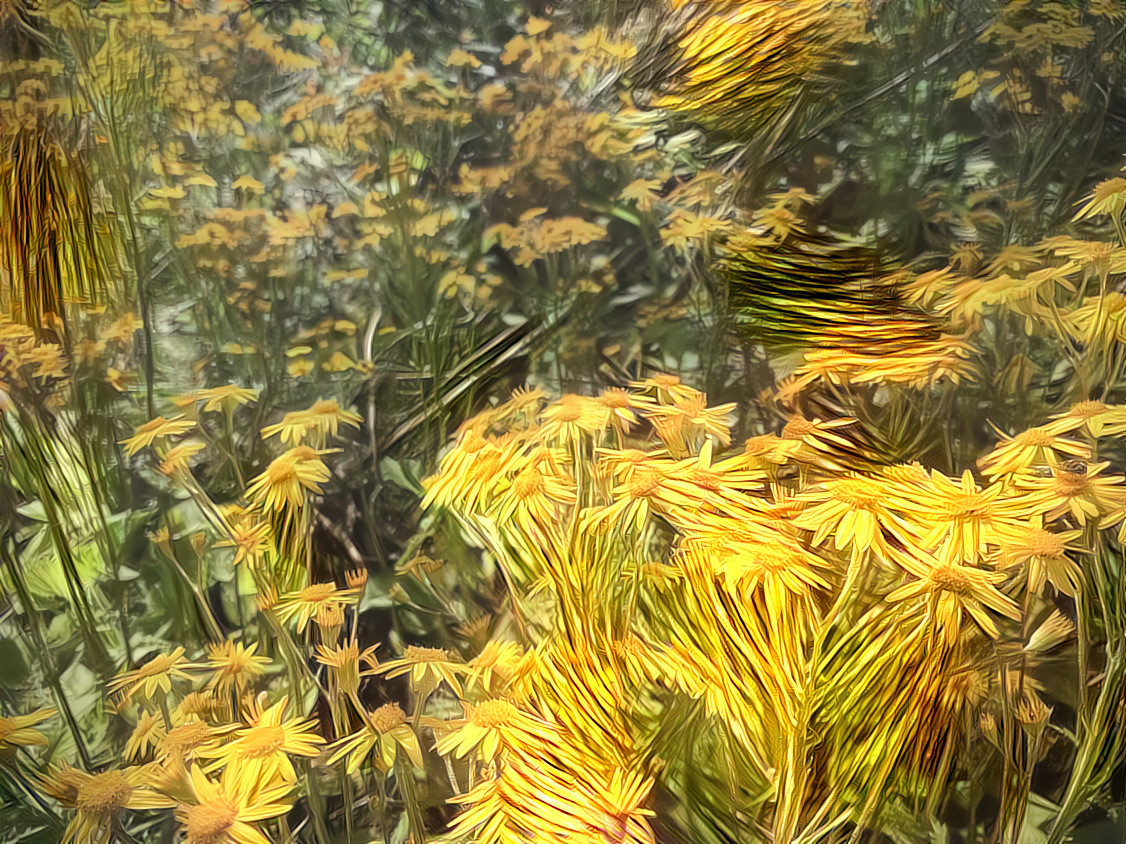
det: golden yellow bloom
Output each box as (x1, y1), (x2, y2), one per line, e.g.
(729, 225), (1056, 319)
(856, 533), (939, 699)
(120, 415), (196, 456)
(42, 765), (173, 844)
(124, 710), (165, 762)
(216, 519), (273, 567)
(886, 562), (1021, 646)
(158, 441), (206, 476)
(1073, 176), (1126, 220)
(158, 718), (228, 765)
(204, 697), (325, 787)
(107, 648), (198, 702)
(0, 706), (53, 752)
(435, 699), (549, 762)
(794, 474), (894, 557)
(1015, 460), (1123, 525)
(979, 425), (1091, 478)
(316, 641), (377, 697)
(260, 398), (361, 445)
(328, 703), (423, 772)
(174, 764), (292, 844)
(997, 517), (1083, 597)
(539, 393), (610, 444)
(1049, 399), (1126, 438)
(245, 447), (331, 511)
(204, 640), (271, 697)
(196, 384), (259, 413)
(271, 582), (360, 633)
(886, 470), (1027, 565)
(374, 645), (465, 697)
(464, 641), (525, 695)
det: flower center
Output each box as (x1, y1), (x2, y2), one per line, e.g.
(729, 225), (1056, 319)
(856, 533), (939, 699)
(370, 703), (407, 733)
(1071, 400), (1107, 419)
(628, 467), (663, 498)
(511, 468), (544, 500)
(185, 797), (238, 843)
(1054, 472), (1090, 497)
(472, 699), (519, 728)
(929, 567), (972, 596)
(782, 418), (815, 440)
(831, 478), (883, 509)
(1014, 428), (1054, 447)
(1024, 529), (1065, 558)
(267, 460), (297, 485)
(0, 718), (14, 743)
(298, 583), (336, 604)
(240, 724), (286, 758)
(76, 771), (132, 815)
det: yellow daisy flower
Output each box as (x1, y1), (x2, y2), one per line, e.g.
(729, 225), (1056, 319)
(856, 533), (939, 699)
(245, 447), (331, 512)
(887, 561), (1021, 647)
(996, 518), (1084, 597)
(1014, 460), (1123, 525)
(204, 640), (271, 697)
(203, 697), (325, 788)
(43, 765), (173, 844)
(328, 703), (422, 772)
(979, 425), (1091, 479)
(196, 384), (259, 413)
(435, 698), (550, 762)
(174, 764), (293, 844)
(373, 645), (465, 697)
(271, 582), (360, 633)
(0, 706), (53, 752)
(107, 648), (198, 703)
(120, 415), (196, 456)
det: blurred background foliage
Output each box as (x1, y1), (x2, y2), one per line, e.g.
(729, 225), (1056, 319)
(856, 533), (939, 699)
(3, 0), (1126, 841)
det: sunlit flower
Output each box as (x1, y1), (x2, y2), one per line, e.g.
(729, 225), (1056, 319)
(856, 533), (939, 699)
(174, 764), (292, 844)
(373, 645), (465, 697)
(794, 474), (894, 557)
(42, 765), (172, 844)
(204, 697), (325, 788)
(158, 441), (206, 476)
(887, 562), (1021, 646)
(997, 517), (1083, 596)
(157, 718), (228, 765)
(120, 415), (196, 456)
(124, 710), (165, 762)
(107, 648), (198, 703)
(204, 640), (271, 697)
(1014, 460), (1122, 525)
(886, 470), (1027, 565)
(1073, 177), (1126, 220)
(316, 641), (378, 697)
(435, 698), (549, 762)
(1048, 400), (1126, 438)
(979, 425), (1091, 479)
(245, 447), (331, 511)
(271, 582), (361, 633)
(328, 703), (422, 772)
(0, 706), (53, 753)
(216, 519), (273, 566)
(196, 384), (259, 414)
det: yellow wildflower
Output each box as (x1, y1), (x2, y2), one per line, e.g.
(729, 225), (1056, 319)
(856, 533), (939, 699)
(204, 640), (271, 697)
(107, 648), (198, 702)
(120, 415), (196, 456)
(174, 764), (292, 844)
(204, 697), (325, 787)
(328, 703), (422, 772)
(245, 447), (331, 512)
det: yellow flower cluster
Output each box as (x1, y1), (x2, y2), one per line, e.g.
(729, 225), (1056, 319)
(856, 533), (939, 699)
(422, 378), (1116, 841)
